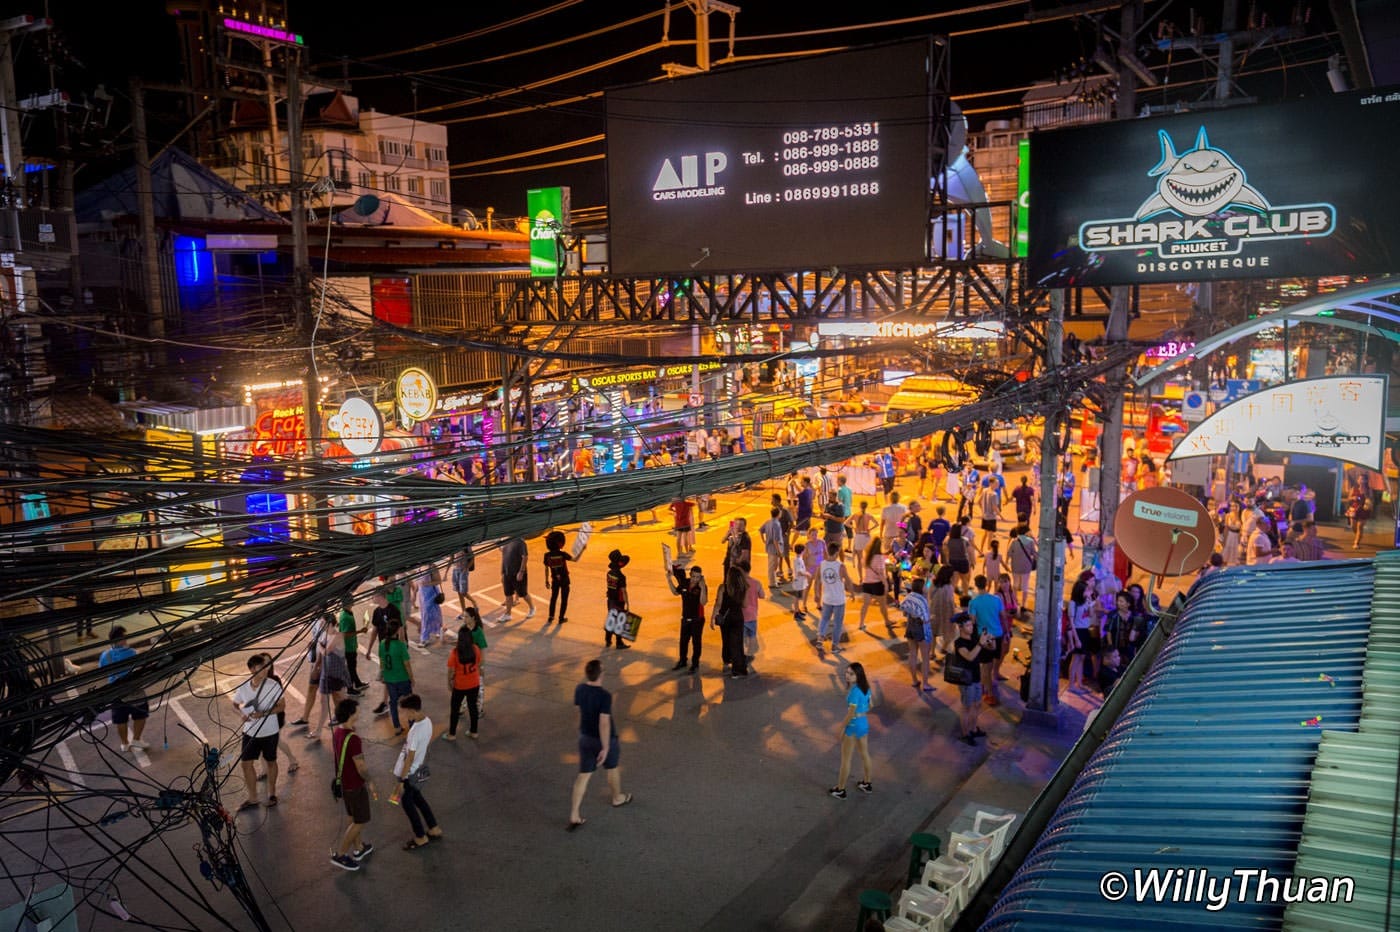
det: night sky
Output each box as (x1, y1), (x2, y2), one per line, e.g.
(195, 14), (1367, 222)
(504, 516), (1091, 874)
(19, 1), (1343, 217)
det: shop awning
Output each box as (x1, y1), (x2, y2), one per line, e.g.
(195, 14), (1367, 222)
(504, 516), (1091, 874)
(118, 402), (254, 435)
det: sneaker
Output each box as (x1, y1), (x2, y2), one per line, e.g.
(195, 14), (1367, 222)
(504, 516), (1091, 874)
(615, 642), (631, 650)
(672, 660), (688, 671)
(558, 617), (568, 625)
(289, 719), (308, 727)
(689, 665), (699, 674)
(372, 703), (388, 716)
(857, 781), (873, 794)
(351, 843), (374, 861)
(128, 739), (149, 750)
(330, 854), (360, 872)
(546, 616), (555, 625)
(828, 787), (847, 799)
(119, 743), (130, 753)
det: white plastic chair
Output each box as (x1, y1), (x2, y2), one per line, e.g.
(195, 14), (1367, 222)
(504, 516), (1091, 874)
(948, 831), (994, 887)
(972, 810), (1018, 859)
(898, 885), (953, 932)
(921, 857), (973, 912)
(883, 916), (923, 932)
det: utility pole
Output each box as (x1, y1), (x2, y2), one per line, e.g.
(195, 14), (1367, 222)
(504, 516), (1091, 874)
(662, 1), (740, 76)
(130, 80), (165, 342)
(1026, 289), (1066, 718)
(1097, 0), (1145, 555)
(286, 53), (322, 466)
(0, 16), (48, 251)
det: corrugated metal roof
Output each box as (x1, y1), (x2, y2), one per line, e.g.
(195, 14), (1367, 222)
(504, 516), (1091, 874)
(980, 558), (1376, 930)
(1284, 549), (1400, 932)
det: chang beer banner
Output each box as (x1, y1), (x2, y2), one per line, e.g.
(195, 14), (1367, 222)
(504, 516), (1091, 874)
(1028, 87), (1400, 285)
(528, 186), (570, 278)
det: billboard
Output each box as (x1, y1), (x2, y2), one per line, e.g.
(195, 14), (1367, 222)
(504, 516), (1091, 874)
(605, 39), (933, 276)
(527, 186), (570, 278)
(1168, 375), (1388, 470)
(1028, 88), (1400, 286)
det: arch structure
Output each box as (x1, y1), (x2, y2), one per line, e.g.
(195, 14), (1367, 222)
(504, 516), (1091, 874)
(1132, 275), (1400, 390)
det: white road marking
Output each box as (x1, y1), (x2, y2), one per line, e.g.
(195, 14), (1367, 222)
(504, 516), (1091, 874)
(167, 696), (208, 745)
(55, 742), (86, 788)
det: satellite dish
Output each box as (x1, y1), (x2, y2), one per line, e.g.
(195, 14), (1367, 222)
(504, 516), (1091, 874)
(351, 194), (381, 217)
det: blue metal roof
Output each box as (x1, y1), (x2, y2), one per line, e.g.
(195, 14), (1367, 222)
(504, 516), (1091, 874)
(980, 558), (1376, 930)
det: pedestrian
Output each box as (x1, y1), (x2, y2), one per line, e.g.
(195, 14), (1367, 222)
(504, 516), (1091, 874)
(828, 662), (874, 798)
(234, 653), (285, 810)
(1066, 572), (1098, 693)
(568, 658), (632, 830)
(288, 614), (325, 731)
(928, 565), (957, 656)
(741, 563), (765, 672)
(968, 575), (1009, 706)
(309, 616), (349, 739)
(812, 542), (855, 653)
(795, 475), (816, 534)
(792, 542), (813, 619)
(904, 499), (923, 546)
(1008, 525), (1037, 614)
(771, 492), (795, 578)
(977, 478), (1000, 551)
(98, 626), (151, 753)
(1096, 647), (1123, 694)
(500, 536), (534, 618)
(1348, 477), (1373, 549)
(392, 694), (442, 850)
(951, 613), (993, 745)
(364, 587), (401, 717)
(670, 496), (697, 556)
(338, 594), (369, 693)
(451, 547), (478, 621)
(604, 549), (633, 650)
(875, 449), (898, 503)
(666, 563), (708, 673)
(856, 537), (891, 632)
(444, 625), (482, 740)
(982, 538), (1004, 583)
(822, 492), (848, 558)
(413, 566), (445, 650)
(759, 507), (786, 591)
(330, 698), (376, 872)
(542, 529), (576, 625)
(879, 490), (907, 551)
(378, 619), (414, 736)
(900, 577), (933, 691)
(712, 565), (750, 677)
(1009, 475), (1035, 524)
(724, 517), (753, 572)
(944, 524), (974, 595)
(850, 500), (876, 571)
(926, 505), (952, 561)
(1101, 590), (1147, 664)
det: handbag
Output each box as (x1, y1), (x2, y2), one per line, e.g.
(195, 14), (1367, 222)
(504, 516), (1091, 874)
(406, 763), (431, 787)
(943, 651), (975, 686)
(433, 590), (445, 605)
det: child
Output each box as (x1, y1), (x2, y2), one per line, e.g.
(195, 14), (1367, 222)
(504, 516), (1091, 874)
(464, 606), (488, 716)
(792, 543), (812, 619)
(982, 538), (1003, 583)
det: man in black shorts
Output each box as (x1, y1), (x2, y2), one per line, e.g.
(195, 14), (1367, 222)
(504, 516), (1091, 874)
(234, 654), (286, 810)
(98, 626), (150, 753)
(500, 536), (533, 618)
(567, 659), (631, 830)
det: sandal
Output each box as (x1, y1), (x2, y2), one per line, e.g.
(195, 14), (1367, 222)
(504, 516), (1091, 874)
(611, 793), (634, 808)
(402, 838), (430, 851)
(566, 819), (586, 832)
(265, 795), (278, 807)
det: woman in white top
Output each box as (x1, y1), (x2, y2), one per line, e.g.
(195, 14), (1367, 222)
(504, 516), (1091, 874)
(393, 693), (442, 850)
(857, 537), (891, 631)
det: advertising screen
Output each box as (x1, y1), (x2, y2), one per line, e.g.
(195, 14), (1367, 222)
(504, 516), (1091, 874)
(1028, 88), (1400, 286)
(606, 39), (934, 276)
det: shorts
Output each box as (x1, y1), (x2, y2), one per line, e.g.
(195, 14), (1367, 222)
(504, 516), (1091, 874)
(861, 582), (886, 597)
(578, 735), (620, 773)
(980, 518), (998, 532)
(503, 572), (528, 598)
(917, 464), (928, 479)
(240, 732), (280, 763)
(951, 560), (971, 575)
(674, 525), (692, 534)
(844, 717), (869, 738)
(111, 699), (149, 725)
(1073, 628), (1097, 656)
(452, 567), (469, 593)
(342, 785), (371, 824)
(881, 476), (896, 493)
(960, 681), (984, 708)
(796, 517), (812, 532)
(321, 676), (346, 695)
(905, 619), (927, 642)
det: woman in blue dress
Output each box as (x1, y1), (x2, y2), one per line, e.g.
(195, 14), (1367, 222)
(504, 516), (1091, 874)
(829, 662), (874, 799)
(415, 567), (445, 649)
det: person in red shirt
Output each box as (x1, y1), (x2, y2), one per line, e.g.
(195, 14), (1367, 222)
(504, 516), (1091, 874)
(669, 497), (696, 555)
(331, 699), (377, 871)
(445, 627), (483, 739)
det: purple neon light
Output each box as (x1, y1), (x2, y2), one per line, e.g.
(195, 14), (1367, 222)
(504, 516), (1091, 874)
(222, 17), (303, 45)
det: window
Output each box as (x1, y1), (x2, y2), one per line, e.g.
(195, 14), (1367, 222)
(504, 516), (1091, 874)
(430, 179), (447, 200)
(386, 174), (401, 192)
(427, 146), (446, 163)
(378, 138), (401, 158)
(404, 143), (416, 158)
(407, 176), (421, 195)
(358, 170), (372, 190)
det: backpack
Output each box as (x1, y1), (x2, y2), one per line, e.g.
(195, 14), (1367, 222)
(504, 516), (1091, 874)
(778, 506), (793, 537)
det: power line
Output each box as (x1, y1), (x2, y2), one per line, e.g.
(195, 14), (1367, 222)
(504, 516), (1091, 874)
(351, 0), (586, 63)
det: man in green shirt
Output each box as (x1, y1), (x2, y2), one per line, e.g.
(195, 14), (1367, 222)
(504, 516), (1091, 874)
(378, 619), (414, 736)
(339, 593), (368, 694)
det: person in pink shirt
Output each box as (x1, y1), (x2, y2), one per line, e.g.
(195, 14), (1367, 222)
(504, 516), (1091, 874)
(741, 564), (766, 669)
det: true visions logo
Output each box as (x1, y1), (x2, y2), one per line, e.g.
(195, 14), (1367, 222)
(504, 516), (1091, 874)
(652, 152), (728, 201)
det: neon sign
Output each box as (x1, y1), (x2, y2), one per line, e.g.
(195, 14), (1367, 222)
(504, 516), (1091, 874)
(252, 405), (306, 457)
(222, 18), (304, 46)
(1146, 341), (1196, 359)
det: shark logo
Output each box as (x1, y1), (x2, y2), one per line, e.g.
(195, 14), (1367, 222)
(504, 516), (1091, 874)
(1134, 127), (1270, 220)
(1076, 123), (1336, 275)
